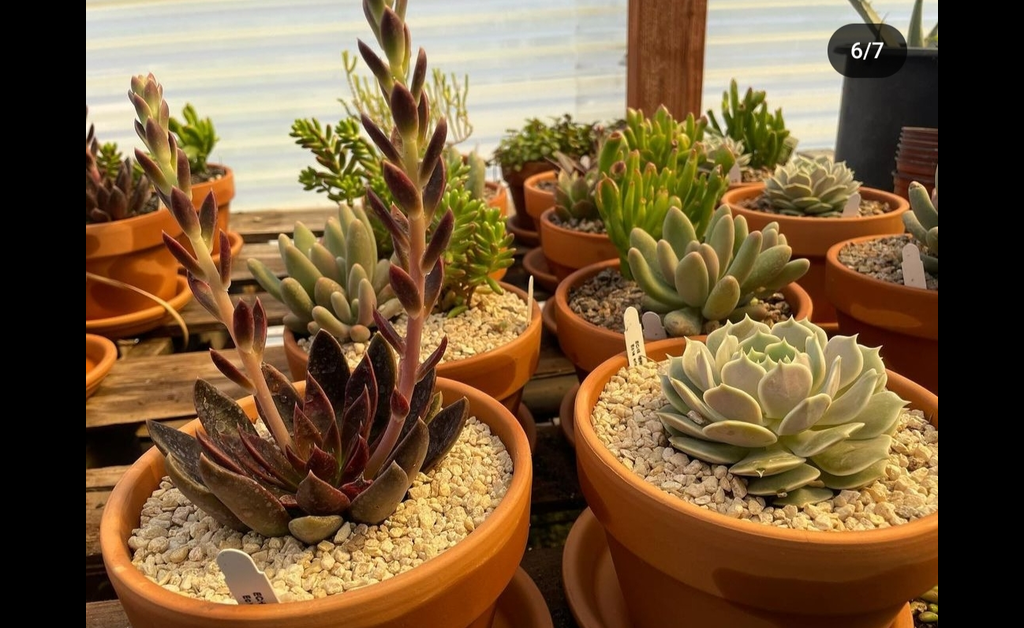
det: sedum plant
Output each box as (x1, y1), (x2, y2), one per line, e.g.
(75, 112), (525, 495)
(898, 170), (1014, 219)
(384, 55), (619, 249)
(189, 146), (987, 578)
(595, 108), (730, 279)
(492, 113), (598, 173)
(658, 316), (907, 507)
(707, 79), (797, 173)
(246, 202), (402, 343)
(764, 154), (861, 217)
(628, 205), (810, 337)
(903, 178), (938, 275)
(168, 102), (219, 178)
(131, 0), (469, 543)
(86, 107), (155, 224)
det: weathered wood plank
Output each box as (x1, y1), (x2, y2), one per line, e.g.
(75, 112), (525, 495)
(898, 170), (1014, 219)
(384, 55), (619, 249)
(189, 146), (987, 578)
(627, 0), (708, 119)
(84, 345), (290, 430)
(229, 207), (336, 243)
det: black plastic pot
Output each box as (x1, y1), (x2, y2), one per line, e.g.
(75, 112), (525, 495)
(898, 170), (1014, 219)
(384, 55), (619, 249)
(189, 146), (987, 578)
(834, 48), (938, 192)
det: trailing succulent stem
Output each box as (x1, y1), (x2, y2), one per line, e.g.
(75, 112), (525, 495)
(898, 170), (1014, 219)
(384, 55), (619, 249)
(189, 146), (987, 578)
(131, 0), (469, 544)
(659, 317), (907, 506)
(707, 79), (797, 172)
(628, 205), (809, 337)
(903, 178), (938, 275)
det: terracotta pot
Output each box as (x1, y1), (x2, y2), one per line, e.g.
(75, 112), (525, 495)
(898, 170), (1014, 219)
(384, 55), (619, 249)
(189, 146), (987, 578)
(894, 158), (939, 178)
(86, 333), (118, 400)
(505, 212), (540, 251)
(520, 247), (560, 295)
(282, 282), (542, 417)
(553, 258), (813, 381)
(190, 164), (236, 234)
(100, 376), (532, 628)
(721, 183), (909, 332)
(86, 207), (185, 321)
(573, 338), (938, 628)
(538, 208), (618, 281)
(522, 170), (557, 226)
(486, 181), (509, 217)
(824, 235), (938, 395)
(501, 161), (557, 232)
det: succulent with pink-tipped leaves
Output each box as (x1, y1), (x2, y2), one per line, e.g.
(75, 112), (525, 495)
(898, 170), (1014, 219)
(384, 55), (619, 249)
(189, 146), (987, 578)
(129, 1), (467, 543)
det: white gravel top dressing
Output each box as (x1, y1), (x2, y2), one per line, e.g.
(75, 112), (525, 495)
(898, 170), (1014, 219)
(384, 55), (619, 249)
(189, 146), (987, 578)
(300, 289), (529, 367)
(129, 417), (512, 603)
(591, 358), (938, 531)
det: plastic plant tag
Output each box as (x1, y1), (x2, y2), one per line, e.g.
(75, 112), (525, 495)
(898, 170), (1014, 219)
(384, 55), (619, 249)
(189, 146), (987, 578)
(527, 275), (534, 324)
(901, 243), (927, 289)
(841, 192), (862, 217)
(217, 548), (280, 605)
(641, 311), (667, 340)
(623, 306), (647, 367)
(728, 163), (742, 185)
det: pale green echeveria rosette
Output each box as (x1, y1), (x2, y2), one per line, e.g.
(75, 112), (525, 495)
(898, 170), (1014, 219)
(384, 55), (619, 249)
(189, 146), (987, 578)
(657, 317), (909, 507)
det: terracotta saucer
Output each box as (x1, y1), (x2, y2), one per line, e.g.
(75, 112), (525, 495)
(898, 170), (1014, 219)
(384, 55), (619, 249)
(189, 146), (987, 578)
(563, 508), (913, 628)
(558, 383), (579, 448)
(85, 275), (193, 340)
(86, 333), (118, 400)
(177, 230), (244, 274)
(522, 247), (560, 294)
(493, 566), (554, 628)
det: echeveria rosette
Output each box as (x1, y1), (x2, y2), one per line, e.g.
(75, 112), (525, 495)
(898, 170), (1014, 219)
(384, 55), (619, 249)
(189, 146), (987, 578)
(149, 331), (467, 543)
(764, 155), (861, 217)
(657, 317), (909, 507)
(628, 204), (810, 337)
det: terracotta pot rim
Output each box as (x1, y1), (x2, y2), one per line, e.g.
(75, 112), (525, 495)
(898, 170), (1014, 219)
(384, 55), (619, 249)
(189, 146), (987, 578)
(524, 170), (557, 189)
(575, 339), (938, 547)
(539, 207), (611, 244)
(85, 206), (183, 259)
(721, 182), (910, 227)
(86, 333), (118, 396)
(100, 376), (531, 621)
(85, 274), (193, 332)
(825, 234), (939, 298)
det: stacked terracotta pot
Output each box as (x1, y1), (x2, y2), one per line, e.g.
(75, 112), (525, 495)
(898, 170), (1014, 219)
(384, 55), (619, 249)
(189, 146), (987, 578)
(893, 127), (937, 200)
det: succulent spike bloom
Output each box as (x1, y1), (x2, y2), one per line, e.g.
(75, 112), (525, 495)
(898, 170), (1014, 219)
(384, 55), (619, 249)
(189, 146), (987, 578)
(658, 317), (907, 507)
(132, 18), (468, 544)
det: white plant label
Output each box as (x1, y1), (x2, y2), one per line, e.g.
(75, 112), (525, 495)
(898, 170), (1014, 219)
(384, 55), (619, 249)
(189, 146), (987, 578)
(527, 275), (534, 324)
(901, 243), (927, 289)
(623, 306), (648, 367)
(728, 163), (742, 185)
(842, 192), (862, 217)
(641, 311), (667, 340)
(217, 548), (280, 605)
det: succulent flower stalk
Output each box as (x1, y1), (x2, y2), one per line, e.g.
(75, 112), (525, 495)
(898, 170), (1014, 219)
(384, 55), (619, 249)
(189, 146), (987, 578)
(658, 317), (907, 506)
(628, 205), (810, 337)
(129, 0), (469, 543)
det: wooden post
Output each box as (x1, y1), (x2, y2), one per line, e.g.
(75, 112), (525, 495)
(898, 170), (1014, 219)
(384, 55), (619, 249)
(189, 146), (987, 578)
(627, 0), (708, 118)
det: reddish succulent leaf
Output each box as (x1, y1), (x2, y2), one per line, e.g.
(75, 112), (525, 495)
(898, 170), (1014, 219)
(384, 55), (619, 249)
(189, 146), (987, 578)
(349, 461), (410, 524)
(321, 419), (343, 467)
(357, 41), (392, 92)
(305, 446), (341, 485)
(300, 373), (335, 436)
(163, 232), (203, 277)
(340, 475), (370, 501)
(416, 85), (429, 145)
(418, 337), (447, 382)
(218, 230), (232, 286)
(365, 334), (397, 428)
(295, 471), (351, 516)
(252, 298), (268, 355)
(419, 118), (448, 185)
(344, 386), (373, 446)
(365, 188), (409, 253)
(169, 187), (200, 238)
(233, 300), (255, 352)
(423, 257), (443, 314)
(196, 430), (249, 477)
(422, 209), (453, 273)
(422, 396), (469, 474)
(291, 405), (322, 461)
(306, 330), (351, 413)
(379, 417), (429, 483)
(390, 83), (418, 138)
(260, 362), (300, 434)
(209, 349), (252, 391)
(198, 193), (218, 248)
(165, 453), (249, 533)
(194, 379), (264, 467)
(148, 419), (205, 485)
(372, 310), (406, 354)
(187, 274), (219, 319)
(341, 435), (370, 486)
(410, 48), (427, 101)
(361, 112), (400, 164)
(199, 454), (292, 538)
(421, 146), (447, 220)
(238, 429), (303, 489)
(347, 348), (379, 426)
(383, 162), (421, 215)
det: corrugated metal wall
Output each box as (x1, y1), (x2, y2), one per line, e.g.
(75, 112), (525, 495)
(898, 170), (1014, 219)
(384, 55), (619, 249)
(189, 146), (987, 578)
(86, 0), (937, 213)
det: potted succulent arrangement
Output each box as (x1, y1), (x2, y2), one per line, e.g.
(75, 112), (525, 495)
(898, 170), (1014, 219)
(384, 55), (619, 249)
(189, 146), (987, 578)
(568, 317), (938, 628)
(720, 154), (909, 332)
(492, 113), (599, 246)
(100, 4), (535, 625)
(825, 176), (937, 394)
(251, 144), (540, 428)
(86, 106), (189, 337)
(705, 78), (798, 185)
(166, 102), (243, 269)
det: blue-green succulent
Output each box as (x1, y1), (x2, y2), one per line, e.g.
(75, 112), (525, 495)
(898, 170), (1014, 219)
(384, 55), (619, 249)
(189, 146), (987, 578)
(764, 155), (861, 217)
(628, 205), (809, 337)
(658, 317), (908, 506)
